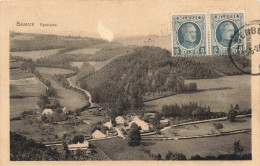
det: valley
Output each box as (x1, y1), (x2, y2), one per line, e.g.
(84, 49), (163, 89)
(9, 32), (252, 161)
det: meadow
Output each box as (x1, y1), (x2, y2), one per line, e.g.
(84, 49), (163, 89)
(64, 48), (101, 55)
(142, 133), (251, 159)
(10, 63), (47, 118)
(38, 72), (88, 110)
(10, 119), (93, 142)
(145, 75), (251, 113)
(162, 117), (251, 138)
(10, 69), (34, 80)
(91, 137), (153, 160)
(10, 49), (61, 61)
(35, 67), (75, 76)
(10, 77), (46, 96)
(10, 97), (39, 118)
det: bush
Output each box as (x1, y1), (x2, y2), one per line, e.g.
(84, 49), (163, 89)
(213, 122), (224, 131)
(165, 151), (187, 160)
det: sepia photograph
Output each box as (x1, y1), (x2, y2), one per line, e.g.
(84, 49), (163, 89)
(0, 0), (260, 165)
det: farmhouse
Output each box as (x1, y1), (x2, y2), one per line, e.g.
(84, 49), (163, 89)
(68, 140), (89, 151)
(92, 130), (106, 139)
(115, 116), (125, 125)
(129, 116), (149, 132)
(42, 108), (54, 115)
(160, 119), (170, 125)
(104, 120), (113, 129)
(62, 107), (69, 114)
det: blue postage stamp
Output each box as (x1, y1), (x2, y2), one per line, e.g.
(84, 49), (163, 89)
(172, 14), (206, 56)
(210, 13), (245, 55)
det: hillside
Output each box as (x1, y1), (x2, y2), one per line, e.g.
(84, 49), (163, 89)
(115, 35), (172, 51)
(190, 55), (251, 75)
(10, 132), (62, 161)
(79, 47), (218, 111)
(80, 47), (250, 112)
(10, 32), (106, 52)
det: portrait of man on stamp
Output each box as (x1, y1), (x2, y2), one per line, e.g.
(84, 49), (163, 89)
(217, 21), (237, 47)
(172, 14), (206, 56)
(211, 13), (243, 55)
(180, 23), (198, 49)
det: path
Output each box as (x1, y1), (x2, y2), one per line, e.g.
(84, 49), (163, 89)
(67, 75), (94, 108)
(67, 51), (134, 108)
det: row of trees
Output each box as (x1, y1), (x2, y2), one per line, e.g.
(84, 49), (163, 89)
(161, 102), (214, 120)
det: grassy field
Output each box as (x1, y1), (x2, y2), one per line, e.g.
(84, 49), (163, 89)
(91, 137), (153, 160)
(142, 133), (251, 159)
(162, 117), (251, 138)
(64, 48), (101, 55)
(10, 97), (39, 118)
(10, 77), (46, 96)
(35, 67), (75, 76)
(38, 72), (87, 110)
(145, 75), (250, 113)
(69, 61), (88, 68)
(10, 119), (92, 142)
(10, 63), (47, 118)
(10, 69), (34, 80)
(10, 49), (61, 61)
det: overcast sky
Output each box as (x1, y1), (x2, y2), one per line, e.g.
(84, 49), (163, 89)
(5, 0), (260, 40)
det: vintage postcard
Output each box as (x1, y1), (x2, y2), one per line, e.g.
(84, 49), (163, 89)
(0, 0), (260, 166)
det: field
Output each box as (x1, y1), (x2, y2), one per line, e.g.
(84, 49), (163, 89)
(162, 117), (251, 138)
(35, 67), (75, 76)
(145, 75), (251, 113)
(10, 63), (47, 118)
(64, 48), (101, 55)
(69, 61), (88, 68)
(36, 67), (87, 110)
(91, 137), (153, 160)
(10, 78), (46, 97)
(10, 69), (34, 80)
(10, 119), (93, 142)
(142, 133), (251, 159)
(10, 97), (39, 118)
(10, 49), (61, 61)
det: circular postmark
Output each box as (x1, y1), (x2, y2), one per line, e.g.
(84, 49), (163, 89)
(228, 20), (260, 75)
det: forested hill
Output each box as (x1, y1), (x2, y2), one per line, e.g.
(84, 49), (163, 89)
(80, 47), (250, 110)
(10, 132), (62, 161)
(79, 47), (218, 109)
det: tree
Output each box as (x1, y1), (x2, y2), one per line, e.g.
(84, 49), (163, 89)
(213, 122), (224, 131)
(152, 113), (161, 133)
(228, 109), (238, 122)
(72, 135), (84, 144)
(127, 123), (142, 146)
(165, 151), (187, 160)
(233, 141), (244, 155)
(156, 153), (161, 160)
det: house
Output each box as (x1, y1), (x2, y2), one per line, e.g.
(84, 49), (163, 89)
(146, 112), (156, 118)
(115, 116), (125, 125)
(103, 120), (113, 129)
(160, 119), (170, 125)
(92, 130), (106, 139)
(42, 108), (54, 115)
(62, 107), (69, 114)
(68, 140), (89, 151)
(129, 116), (149, 132)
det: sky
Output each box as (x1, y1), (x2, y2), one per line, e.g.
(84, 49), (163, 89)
(3, 0), (260, 40)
